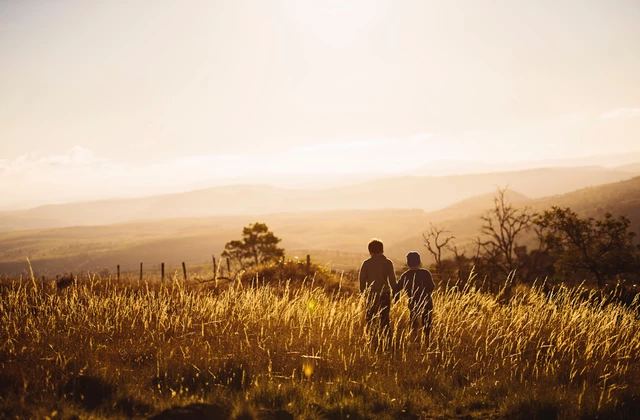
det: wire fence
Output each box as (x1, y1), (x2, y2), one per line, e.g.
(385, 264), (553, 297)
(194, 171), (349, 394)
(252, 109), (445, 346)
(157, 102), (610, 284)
(2, 253), (469, 288)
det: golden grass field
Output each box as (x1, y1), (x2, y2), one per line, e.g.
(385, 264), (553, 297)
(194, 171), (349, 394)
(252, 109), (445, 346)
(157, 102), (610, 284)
(1, 265), (639, 419)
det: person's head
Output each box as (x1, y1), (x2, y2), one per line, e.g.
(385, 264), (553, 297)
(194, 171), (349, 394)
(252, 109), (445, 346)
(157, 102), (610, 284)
(368, 239), (384, 255)
(406, 251), (421, 269)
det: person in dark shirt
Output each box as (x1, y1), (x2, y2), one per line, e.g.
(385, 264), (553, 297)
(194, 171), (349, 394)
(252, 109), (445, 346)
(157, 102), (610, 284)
(396, 251), (435, 342)
(359, 238), (397, 350)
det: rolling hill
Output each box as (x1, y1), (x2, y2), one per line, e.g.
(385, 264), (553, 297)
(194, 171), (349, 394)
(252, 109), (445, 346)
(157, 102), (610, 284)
(0, 165), (634, 232)
(389, 176), (640, 262)
(615, 162), (640, 174)
(0, 209), (432, 276)
(1, 176), (639, 277)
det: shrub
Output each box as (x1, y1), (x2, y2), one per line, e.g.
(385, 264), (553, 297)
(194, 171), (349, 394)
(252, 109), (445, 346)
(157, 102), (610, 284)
(239, 260), (356, 294)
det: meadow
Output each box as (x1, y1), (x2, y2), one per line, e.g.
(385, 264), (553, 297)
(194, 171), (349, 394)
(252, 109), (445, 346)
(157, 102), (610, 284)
(1, 266), (639, 419)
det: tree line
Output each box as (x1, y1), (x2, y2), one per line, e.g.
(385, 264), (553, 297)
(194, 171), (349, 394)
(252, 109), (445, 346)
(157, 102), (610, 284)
(424, 187), (640, 290)
(219, 189), (639, 292)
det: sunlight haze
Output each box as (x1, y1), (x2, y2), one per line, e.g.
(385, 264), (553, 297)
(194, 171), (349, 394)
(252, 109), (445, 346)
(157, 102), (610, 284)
(1, 0), (640, 208)
(3, 4), (640, 417)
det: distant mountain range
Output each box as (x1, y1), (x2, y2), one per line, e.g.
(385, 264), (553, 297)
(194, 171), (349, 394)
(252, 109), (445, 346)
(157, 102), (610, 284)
(0, 165), (636, 232)
(1, 175), (639, 276)
(414, 152), (640, 176)
(615, 162), (640, 174)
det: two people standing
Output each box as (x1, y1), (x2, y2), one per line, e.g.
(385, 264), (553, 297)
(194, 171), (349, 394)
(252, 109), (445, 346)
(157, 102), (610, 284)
(359, 239), (435, 347)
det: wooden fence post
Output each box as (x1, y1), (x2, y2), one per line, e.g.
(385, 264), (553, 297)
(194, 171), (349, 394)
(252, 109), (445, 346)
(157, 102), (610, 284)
(182, 262), (187, 281)
(117, 265), (120, 282)
(226, 258), (231, 273)
(306, 254), (311, 275)
(161, 262), (165, 282)
(212, 256), (217, 280)
(140, 263), (143, 281)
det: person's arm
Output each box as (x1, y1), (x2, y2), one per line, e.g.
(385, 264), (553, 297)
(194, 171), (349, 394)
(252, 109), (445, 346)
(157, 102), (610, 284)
(359, 261), (368, 293)
(396, 272), (404, 291)
(387, 260), (398, 293)
(394, 272), (404, 301)
(425, 270), (436, 294)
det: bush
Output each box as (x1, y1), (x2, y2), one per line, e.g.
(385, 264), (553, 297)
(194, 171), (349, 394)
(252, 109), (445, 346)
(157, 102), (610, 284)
(239, 260), (357, 294)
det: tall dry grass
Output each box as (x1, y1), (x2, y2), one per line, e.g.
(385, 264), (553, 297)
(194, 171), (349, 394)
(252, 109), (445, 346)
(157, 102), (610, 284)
(1, 270), (639, 419)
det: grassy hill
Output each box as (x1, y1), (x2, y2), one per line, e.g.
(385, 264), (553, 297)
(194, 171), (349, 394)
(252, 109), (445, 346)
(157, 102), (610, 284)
(535, 176), (640, 224)
(0, 210), (430, 276)
(0, 166), (634, 232)
(3, 273), (639, 418)
(390, 176), (640, 263)
(421, 189), (532, 223)
(1, 177), (639, 277)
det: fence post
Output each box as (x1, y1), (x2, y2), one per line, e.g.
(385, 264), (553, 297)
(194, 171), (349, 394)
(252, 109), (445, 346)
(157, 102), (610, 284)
(117, 265), (120, 282)
(212, 256), (217, 280)
(279, 253), (285, 279)
(226, 258), (231, 273)
(161, 262), (165, 282)
(182, 262), (187, 281)
(140, 263), (143, 281)
(306, 254), (311, 275)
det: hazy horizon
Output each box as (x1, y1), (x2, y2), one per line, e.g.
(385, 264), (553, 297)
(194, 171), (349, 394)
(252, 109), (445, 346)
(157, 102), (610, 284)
(1, 153), (640, 211)
(2, 1), (640, 208)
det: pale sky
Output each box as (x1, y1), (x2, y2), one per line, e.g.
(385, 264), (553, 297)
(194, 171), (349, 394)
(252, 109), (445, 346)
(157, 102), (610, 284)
(1, 0), (640, 208)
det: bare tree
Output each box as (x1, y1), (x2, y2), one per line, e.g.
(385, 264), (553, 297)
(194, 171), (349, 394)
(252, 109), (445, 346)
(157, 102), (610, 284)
(448, 241), (470, 281)
(423, 223), (454, 273)
(476, 187), (536, 278)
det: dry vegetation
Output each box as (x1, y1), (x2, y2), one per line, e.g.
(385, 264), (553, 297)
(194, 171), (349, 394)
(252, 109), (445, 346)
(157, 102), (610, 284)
(1, 268), (640, 419)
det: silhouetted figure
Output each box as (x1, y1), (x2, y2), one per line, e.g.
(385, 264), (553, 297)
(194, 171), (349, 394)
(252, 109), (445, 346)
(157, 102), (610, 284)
(359, 239), (397, 350)
(396, 252), (435, 343)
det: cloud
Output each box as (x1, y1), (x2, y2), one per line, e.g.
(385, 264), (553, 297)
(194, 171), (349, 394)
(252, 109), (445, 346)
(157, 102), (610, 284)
(599, 108), (640, 119)
(0, 148), (260, 208)
(2, 146), (106, 174)
(1, 147), (250, 181)
(39, 146), (104, 166)
(2, 154), (30, 174)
